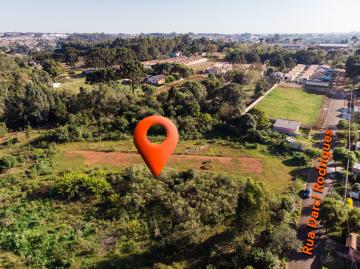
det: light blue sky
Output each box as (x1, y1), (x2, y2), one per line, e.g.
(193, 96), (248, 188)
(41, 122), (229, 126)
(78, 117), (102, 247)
(1, 0), (360, 34)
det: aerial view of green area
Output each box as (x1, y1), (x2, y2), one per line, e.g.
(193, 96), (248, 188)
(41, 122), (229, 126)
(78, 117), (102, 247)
(1, 1), (360, 269)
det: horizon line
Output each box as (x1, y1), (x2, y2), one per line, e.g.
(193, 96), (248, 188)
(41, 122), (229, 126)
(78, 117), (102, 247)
(1, 31), (360, 36)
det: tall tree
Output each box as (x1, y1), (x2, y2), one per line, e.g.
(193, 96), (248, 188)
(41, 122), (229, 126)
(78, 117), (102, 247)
(236, 179), (270, 241)
(118, 60), (145, 93)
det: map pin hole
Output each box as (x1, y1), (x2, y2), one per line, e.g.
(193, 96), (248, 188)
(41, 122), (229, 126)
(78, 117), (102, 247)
(147, 124), (167, 144)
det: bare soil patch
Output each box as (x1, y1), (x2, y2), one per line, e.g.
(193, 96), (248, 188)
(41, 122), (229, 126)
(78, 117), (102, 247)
(65, 150), (262, 174)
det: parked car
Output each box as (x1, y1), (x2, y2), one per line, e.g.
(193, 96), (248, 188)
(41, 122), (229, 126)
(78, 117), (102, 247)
(303, 187), (311, 199)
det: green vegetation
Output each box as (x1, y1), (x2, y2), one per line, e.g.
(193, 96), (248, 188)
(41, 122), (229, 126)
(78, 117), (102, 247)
(0, 34), (339, 268)
(256, 87), (324, 125)
(52, 139), (293, 193)
(0, 160), (301, 268)
(58, 77), (88, 93)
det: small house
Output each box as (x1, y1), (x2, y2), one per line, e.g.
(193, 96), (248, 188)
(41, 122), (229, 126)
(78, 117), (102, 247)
(273, 119), (300, 136)
(146, 75), (166, 85)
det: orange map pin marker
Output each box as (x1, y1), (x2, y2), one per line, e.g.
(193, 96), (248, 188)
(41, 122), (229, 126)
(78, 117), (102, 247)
(134, 115), (178, 177)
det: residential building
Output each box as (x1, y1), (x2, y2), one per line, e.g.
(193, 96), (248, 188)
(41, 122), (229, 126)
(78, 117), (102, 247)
(273, 119), (301, 136)
(143, 56), (207, 67)
(305, 65), (334, 88)
(204, 62), (233, 75)
(146, 75), (166, 85)
(284, 64), (305, 82)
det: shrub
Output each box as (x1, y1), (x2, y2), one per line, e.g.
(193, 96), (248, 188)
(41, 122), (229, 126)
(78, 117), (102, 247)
(26, 159), (53, 176)
(0, 122), (7, 137)
(0, 201), (81, 268)
(305, 147), (322, 158)
(57, 170), (111, 199)
(142, 84), (157, 96)
(0, 155), (18, 171)
(353, 183), (360, 192)
(166, 75), (176, 83)
(248, 248), (278, 269)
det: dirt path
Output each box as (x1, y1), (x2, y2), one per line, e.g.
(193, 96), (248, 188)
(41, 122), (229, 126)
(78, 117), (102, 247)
(66, 150), (263, 174)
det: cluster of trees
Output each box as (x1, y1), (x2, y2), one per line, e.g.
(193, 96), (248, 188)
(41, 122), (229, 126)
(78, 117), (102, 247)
(225, 46), (343, 71)
(151, 62), (193, 78)
(336, 119), (360, 148)
(0, 53), (278, 144)
(225, 49), (261, 64)
(0, 158), (301, 268)
(346, 49), (360, 82)
(48, 35), (348, 78)
(84, 60), (145, 91)
(320, 193), (360, 235)
(53, 35), (222, 64)
(51, 167), (300, 268)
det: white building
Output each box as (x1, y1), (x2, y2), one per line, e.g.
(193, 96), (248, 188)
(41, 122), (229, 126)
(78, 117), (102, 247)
(273, 119), (301, 136)
(146, 75), (166, 85)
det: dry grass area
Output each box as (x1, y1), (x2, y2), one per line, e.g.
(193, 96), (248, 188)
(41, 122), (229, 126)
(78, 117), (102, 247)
(65, 150), (263, 174)
(55, 140), (294, 193)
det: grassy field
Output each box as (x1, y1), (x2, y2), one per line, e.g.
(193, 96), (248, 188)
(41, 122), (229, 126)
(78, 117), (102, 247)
(55, 76), (88, 94)
(0, 133), (294, 193)
(256, 87), (324, 126)
(54, 139), (293, 193)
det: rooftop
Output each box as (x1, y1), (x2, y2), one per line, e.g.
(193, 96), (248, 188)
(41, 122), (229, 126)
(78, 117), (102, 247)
(274, 119), (301, 130)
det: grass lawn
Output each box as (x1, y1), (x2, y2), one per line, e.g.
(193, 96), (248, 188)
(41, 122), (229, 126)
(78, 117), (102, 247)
(256, 87), (324, 126)
(0, 131), (295, 194)
(54, 76), (136, 95)
(56, 76), (88, 94)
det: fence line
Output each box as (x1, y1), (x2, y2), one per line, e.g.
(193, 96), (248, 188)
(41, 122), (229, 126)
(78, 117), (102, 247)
(243, 83), (278, 114)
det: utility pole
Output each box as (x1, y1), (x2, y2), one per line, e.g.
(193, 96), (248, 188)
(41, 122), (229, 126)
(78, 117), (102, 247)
(344, 89), (353, 202)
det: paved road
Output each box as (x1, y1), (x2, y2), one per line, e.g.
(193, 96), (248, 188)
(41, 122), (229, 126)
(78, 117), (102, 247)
(287, 161), (336, 269)
(324, 92), (349, 129)
(287, 92), (348, 269)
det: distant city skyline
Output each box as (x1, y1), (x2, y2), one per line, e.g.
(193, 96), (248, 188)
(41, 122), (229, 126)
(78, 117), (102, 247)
(2, 0), (360, 34)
